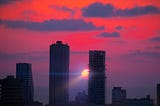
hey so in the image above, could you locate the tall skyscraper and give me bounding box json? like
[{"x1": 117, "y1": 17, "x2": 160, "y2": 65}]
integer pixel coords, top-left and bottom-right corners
[
  {"x1": 88, "y1": 50, "x2": 106, "y2": 105},
  {"x1": 112, "y1": 87, "x2": 126, "y2": 106},
  {"x1": 157, "y1": 84, "x2": 160, "y2": 106},
  {"x1": 16, "y1": 63, "x2": 34, "y2": 106},
  {"x1": 49, "y1": 41, "x2": 69, "y2": 106},
  {"x1": 0, "y1": 76, "x2": 24, "y2": 106}
]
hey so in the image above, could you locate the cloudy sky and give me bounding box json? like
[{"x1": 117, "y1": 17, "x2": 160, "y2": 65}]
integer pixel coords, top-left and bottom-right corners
[{"x1": 0, "y1": 0, "x2": 160, "y2": 104}]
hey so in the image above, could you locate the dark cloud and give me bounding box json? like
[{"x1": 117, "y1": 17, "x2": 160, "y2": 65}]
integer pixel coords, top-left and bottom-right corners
[
  {"x1": 0, "y1": 0, "x2": 22, "y2": 5},
  {"x1": 82, "y1": 3, "x2": 114, "y2": 17},
  {"x1": 96, "y1": 32, "x2": 120, "y2": 38},
  {"x1": 71, "y1": 51, "x2": 88, "y2": 55},
  {"x1": 123, "y1": 50, "x2": 160, "y2": 63},
  {"x1": 150, "y1": 36, "x2": 160, "y2": 42},
  {"x1": 0, "y1": 50, "x2": 91, "y2": 61},
  {"x1": 154, "y1": 46, "x2": 160, "y2": 49},
  {"x1": 157, "y1": 30, "x2": 160, "y2": 33},
  {"x1": 128, "y1": 50, "x2": 160, "y2": 58},
  {"x1": 48, "y1": 5, "x2": 76, "y2": 17},
  {"x1": 0, "y1": 19, "x2": 104, "y2": 31},
  {"x1": 0, "y1": 52, "x2": 15, "y2": 60},
  {"x1": 0, "y1": 51, "x2": 48, "y2": 61},
  {"x1": 49, "y1": 5, "x2": 75, "y2": 13},
  {"x1": 82, "y1": 2, "x2": 160, "y2": 17},
  {"x1": 115, "y1": 26, "x2": 123, "y2": 30},
  {"x1": 22, "y1": 10, "x2": 37, "y2": 16},
  {"x1": 147, "y1": 46, "x2": 160, "y2": 50}
]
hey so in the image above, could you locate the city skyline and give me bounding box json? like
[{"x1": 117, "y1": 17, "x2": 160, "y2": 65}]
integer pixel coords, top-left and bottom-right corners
[
  {"x1": 0, "y1": 47, "x2": 159, "y2": 106},
  {"x1": 0, "y1": 0, "x2": 160, "y2": 105},
  {"x1": 0, "y1": 45, "x2": 159, "y2": 105}
]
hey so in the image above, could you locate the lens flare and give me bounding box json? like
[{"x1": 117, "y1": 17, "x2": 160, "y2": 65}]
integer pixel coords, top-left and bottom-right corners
[{"x1": 81, "y1": 69, "x2": 89, "y2": 79}]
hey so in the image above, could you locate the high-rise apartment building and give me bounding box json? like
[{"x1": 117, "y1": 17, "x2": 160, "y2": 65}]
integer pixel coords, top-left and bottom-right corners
[
  {"x1": 88, "y1": 50, "x2": 106, "y2": 105},
  {"x1": 0, "y1": 76, "x2": 24, "y2": 106},
  {"x1": 16, "y1": 63, "x2": 34, "y2": 106},
  {"x1": 112, "y1": 87, "x2": 126, "y2": 106},
  {"x1": 49, "y1": 41, "x2": 69, "y2": 106}
]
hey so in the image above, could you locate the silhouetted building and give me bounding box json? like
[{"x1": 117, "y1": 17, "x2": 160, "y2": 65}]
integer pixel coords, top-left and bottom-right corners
[
  {"x1": 157, "y1": 84, "x2": 160, "y2": 106},
  {"x1": 0, "y1": 76, "x2": 24, "y2": 106},
  {"x1": 88, "y1": 50, "x2": 106, "y2": 105},
  {"x1": 112, "y1": 87, "x2": 126, "y2": 106},
  {"x1": 33, "y1": 101, "x2": 43, "y2": 106},
  {"x1": 49, "y1": 41, "x2": 69, "y2": 106},
  {"x1": 123, "y1": 95, "x2": 153, "y2": 106},
  {"x1": 75, "y1": 91, "x2": 88, "y2": 105},
  {"x1": 16, "y1": 63, "x2": 34, "y2": 106}
]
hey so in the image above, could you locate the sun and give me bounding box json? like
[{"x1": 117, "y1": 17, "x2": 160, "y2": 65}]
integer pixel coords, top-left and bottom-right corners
[{"x1": 81, "y1": 69, "x2": 89, "y2": 79}]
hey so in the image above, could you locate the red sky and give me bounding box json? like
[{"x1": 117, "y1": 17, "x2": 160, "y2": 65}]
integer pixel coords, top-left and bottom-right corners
[{"x1": 0, "y1": 0, "x2": 160, "y2": 104}]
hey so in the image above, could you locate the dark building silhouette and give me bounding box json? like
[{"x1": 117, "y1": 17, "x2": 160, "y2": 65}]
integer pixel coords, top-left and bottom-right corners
[
  {"x1": 16, "y1": 63, "x2": 34, "y2": 106},
  {"x1": 75, "y1": 91, "x2": 88, "y2": 105},
  {"x1": 0, "y1": 76, "x2": 24, "y2": 106},
  {"x1": 112, "y1": 87, "x2": 126, "y2": 106},
  {"x1": 33, "y1": 101, "x2": 43, "y2": 106},
  {"x1": 49, "y1": 41, "x2": 69, "y2": 106},
  {"x1": 88, "y1": 50, "x2": 106, "y2": 105},
  {"x1": 157, "y1": 84, "x2": 160, "y2": 106},
  {"x1": 123, "y1": 95, "x2": 153, "y2": 106}
]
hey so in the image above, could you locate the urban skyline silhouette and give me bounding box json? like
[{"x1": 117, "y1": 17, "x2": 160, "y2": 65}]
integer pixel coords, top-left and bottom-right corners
[{"x1": 0, "y1": 41, "x2": 159, "y2": 106}]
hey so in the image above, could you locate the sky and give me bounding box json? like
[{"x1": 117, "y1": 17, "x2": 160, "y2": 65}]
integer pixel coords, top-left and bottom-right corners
[{"x1": 0, "y1": 0, "x2": 160, "y2": 104}]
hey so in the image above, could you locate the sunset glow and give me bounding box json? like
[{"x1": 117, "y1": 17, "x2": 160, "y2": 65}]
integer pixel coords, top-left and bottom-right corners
[{"x1": 81, "y1": 69, "x2": 89, "y2": 79}]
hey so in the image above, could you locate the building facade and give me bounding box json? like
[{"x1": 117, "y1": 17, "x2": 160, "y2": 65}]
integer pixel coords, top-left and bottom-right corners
[
  {"x1": 0, "y1": 76, "x2": 24, "y2": 106},
  {"x1": 49, "y1": 41, "x2": 69, "y2": 106},
  {"x1": 88, "y1": 50, "x2": 106, "y2": 105},
  {"x1": 157, "y1": 84, "x2": 160, "y2": 106},
  {"x1": 16, "y1": 63, "x2": 34, "y2": 106},
  {"x1": 112, "y1": 87, "x2": 126, "y2": 106}
]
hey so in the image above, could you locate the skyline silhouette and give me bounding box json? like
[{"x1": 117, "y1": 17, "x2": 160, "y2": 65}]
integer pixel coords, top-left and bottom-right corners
[{"x1": 0, "y1": 41, "x2": 159, "y2": 106}]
